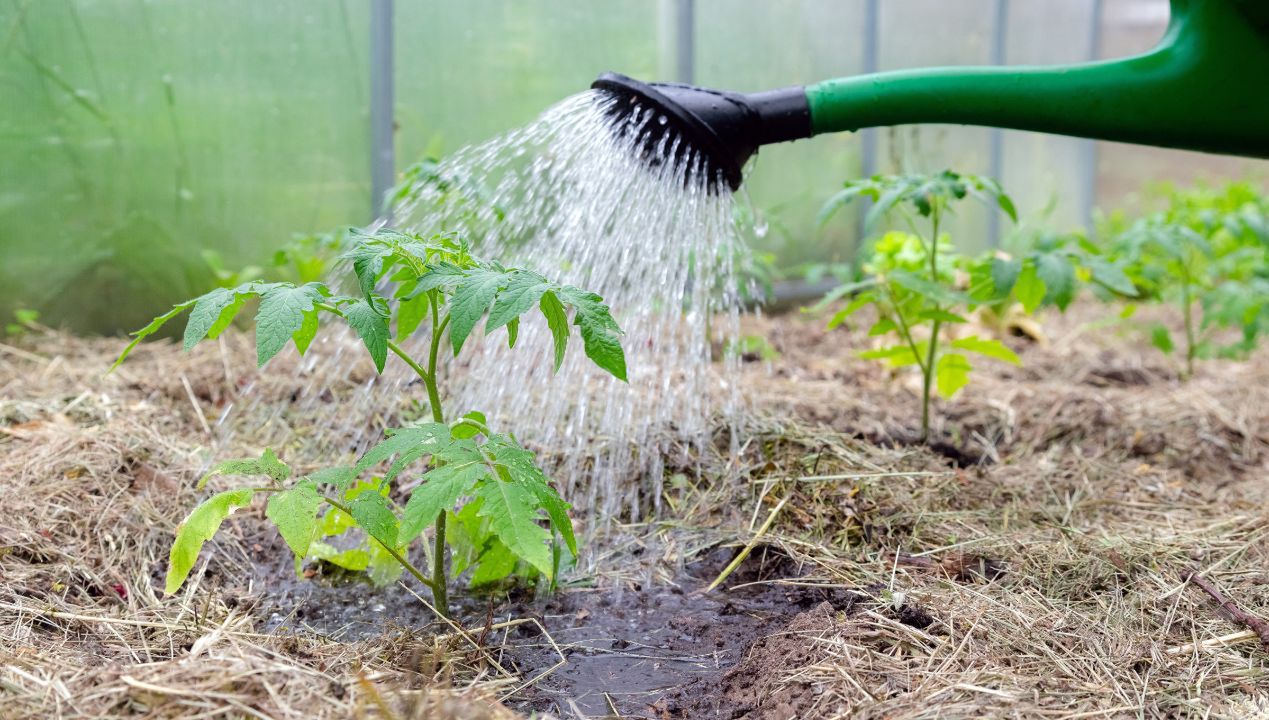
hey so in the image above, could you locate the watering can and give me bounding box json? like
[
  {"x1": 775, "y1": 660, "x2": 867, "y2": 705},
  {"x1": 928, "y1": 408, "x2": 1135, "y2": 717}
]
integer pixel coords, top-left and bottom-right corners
[{"x1": 594, "y1": 0, "x2": 1269, "y2": 191}]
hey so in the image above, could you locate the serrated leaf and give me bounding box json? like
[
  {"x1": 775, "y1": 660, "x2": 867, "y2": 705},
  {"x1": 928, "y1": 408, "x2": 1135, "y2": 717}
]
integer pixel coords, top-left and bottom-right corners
[
  {"x1": 184, "y1": 288, "x2": 238, "y2": 351},
  {"x1": 344, "y1": 297, "x2": 390, "y2": 372},
  {"x1": 487, "y1": 271, "x2": 551, "y2": 332},
  {"x1": 308, "y1": 465, "x2": 357, "y2": 494},
  {"x1": 539, "y1": 290, "x2": 569, "y2": 371},
  {"x1": 474, "y1": 479, "x2": 553, "y2": 578},
  {"x1": 198, "y1": 448, "x2": 291, "y2": 490},
  {"x1": 293, "y1": 310, "x2": 320, "y2": 356},
  {"x1": 266, "y1": 479, "x2": 322, "y2": 559},
  {"x1": 484, "y1": 435, "x2": 577, "y2": 558},
  {"x1": 450, "y1": 268, "x2": 506, "y2": 354},
  {"x1": 889, "y1": 270, "x2": 970, "y2": 305},
  {"x1": 949, "y1": 336, "x2": 1022, "y2": 365},
  {"x1": 400, "y1": 460, "x2": 489, "y2": 544},
  {"x1": 356, "y1": 424, "x2": 452, "y2": 481},
  {"x1": 111, "y1": 300, "x2": 195, "y2": 371},
  {"x1": 256, "y1": 283, "x2": 329, "y2": 366},
  {"x1": 166, "y1": 488, "x2": 255, "y2": 594},
  {"x1": 560, "y1": 287, "x2": 627, "y2": 381},
  {"x1": 349, "y1": 491, "x2": 398, "y2": 549},
  {"x1": 506, "y1": 316, "x2": 519, "y2": 348},
  {"x1": 935, "y1": 352, "x2": 973, "y2": 398}
]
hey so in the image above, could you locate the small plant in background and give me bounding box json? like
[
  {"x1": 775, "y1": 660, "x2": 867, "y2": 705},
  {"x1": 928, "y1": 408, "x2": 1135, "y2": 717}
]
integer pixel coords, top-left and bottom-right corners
[
  {"x1": 6, "y1": 309, "x2": 41, "y2": 337},
  {"x1": 1107, "y1": 182, "x2": 1269, "y2": 377},
  {"x1": 816, "y1": 171, "x2": 1020, "y2": 442},
  {"x1": 967, "y1": 229, "x2": 1138, "y2": 342},
  {"x1": 113, "y1": 228, "x2": 627, "y2": 617}
]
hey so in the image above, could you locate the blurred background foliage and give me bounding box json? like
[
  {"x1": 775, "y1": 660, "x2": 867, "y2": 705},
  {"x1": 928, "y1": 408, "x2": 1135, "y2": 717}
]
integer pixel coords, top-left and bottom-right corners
[{"x1": 1, "y1": 0, "x2": 1266, "y2": 333}]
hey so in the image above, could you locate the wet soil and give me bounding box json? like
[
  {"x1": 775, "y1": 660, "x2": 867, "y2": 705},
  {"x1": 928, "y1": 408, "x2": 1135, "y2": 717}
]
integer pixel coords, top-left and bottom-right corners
[{"x1": 249, "y1": 541, "x2": 872, "y2": 719}]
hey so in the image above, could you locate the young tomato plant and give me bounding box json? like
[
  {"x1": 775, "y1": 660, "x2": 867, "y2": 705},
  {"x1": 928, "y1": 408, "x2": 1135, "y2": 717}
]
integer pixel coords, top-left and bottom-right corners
[
  {"x1": 817, "y1": 171, "x2": 1019, "y2": 443},
  {"x1": 1108, "y1": 183, "x2": 1269, "y2": 377},
  {"x1": 114, "y1": 228, "x2": 626, "y2": 617}
]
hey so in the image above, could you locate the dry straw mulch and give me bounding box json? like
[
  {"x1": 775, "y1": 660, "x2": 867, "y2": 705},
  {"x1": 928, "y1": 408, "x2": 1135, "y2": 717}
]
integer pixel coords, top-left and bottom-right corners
[{"x1": 1, "y1": 301, "x2": 1267, "y2": 719}]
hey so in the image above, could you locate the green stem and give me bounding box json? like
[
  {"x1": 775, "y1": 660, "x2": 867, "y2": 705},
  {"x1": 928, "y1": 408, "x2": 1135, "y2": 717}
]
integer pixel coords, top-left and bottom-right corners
[
  {"x1": 425, "y1": 293, "x2": 450, "y2": 616},
  {"x1": 919, "y1": 210, "x2": 943, "y2": 444},
  {"x1": 321, "y1": 496, "x2": 439, "y2": 595},
  {"x1": 1180, "y1": 272, "x2": 1196, "y2": 380}
]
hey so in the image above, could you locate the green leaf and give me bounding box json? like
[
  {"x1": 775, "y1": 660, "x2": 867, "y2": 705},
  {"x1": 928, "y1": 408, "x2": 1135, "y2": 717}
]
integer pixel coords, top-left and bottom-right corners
[
  {"x1": 858, "y1": 345, "x2": 920, "y2": 367},
  {"x1": 918, "y1": 309, "x2": 969, "y2": 324},
  {"x1": 399, "y1": 460, "x2": 489, "y2": 544},
  {"x1": 349, "y1": 491, "x2": 399, "y2": 549},
  {"x1": 449, "y1": 268, "x2": 506, "y2": 355},
  {"x1": 343, "y1": 297, "x2": 390, "y2": 372},
  {"x1": 184, "y1": 288, "x2": 238, "y2": 351},
  {"x1": 255, "y1": 283, "x2": 328, "y2": 366},
  {"x1": 266, "y1": 479, "x2": 322, "y2": 559},
  {"x1": 1034, "y1": 253, "x2": 1076, "y2": 310},
  {"x1": 487, "y1": 271, "x2": 550, "y2": 332},
  {"x1": 560, "y1": 287, "x2": 627, "y2": 381},
  {"x1": 935, "y1": 352, "x2": 973, "y2": 398},
  {"x1": 1085, "y1": 256, "x2": 1138, "y2": 297},
  {"x1": 1014, "y1": 264, "x2": 1046, "y2": 314},
  {"x1": 470, "y1": 540, "x2": 519, "y2": 587},
  {"x1": 485, "y1": 435, "x2": 577, "y2": 558},
  {"x1": 308, "y1": 542, "x2": 370, "y2": 571},
  {"x1": 355, "y1": 424, "x2": 452, "y2": 481},
  {"x1": 166, "y1": 488, "x2": 255, "y2": 594},
  {"x1": 474, "y1": 479, "x2": 553, "y2": 578},
  {"x1": 889, "y1": 270, "x2": 970, "y2": 305},
  {"x1": 990, "y1": 257, "x2": 1022, "y2": 297},
  {"x1": 308, "y1": 465, "x2": 357, "y2": 495},
  {"x1": 539, "y1": 290, "x2": 569, "y2": 371},
  {"x1": 826, "y1": 296, "x2": 870, "y2": 331},
  {"x1": 949, "y1": 336, "x2": 1022, "y2": 365},
  {"x1": 452, "y1": 411, "x2": 487, "y2": 440},
  {"x1": 111, "y1": 300, "x2": 195, "y2": 371},
  {"x1": 506, "y1": 316, "x2": 520, "y2": 348},
  {"x1": 198, "y1": 448, "x2": 291, "y2": 490},
  {"x1": 396, "y1": 294, "x2": 429, "y2": 340},
  {"x1": 1150, "y1": 325, "x2": 1175, "y2": 354},
  {"x1": 292, "y1": 310, "x2": 320, "y2": 356}
]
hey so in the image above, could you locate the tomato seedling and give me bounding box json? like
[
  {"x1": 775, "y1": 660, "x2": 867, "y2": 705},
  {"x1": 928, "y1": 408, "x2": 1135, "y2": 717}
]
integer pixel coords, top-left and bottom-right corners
[{"x1": 114, "y1": 228, "x2": 626, "y2": 617}]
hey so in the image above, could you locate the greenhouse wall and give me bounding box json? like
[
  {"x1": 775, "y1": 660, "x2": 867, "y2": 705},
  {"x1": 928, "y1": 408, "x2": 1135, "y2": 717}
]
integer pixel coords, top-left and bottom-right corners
[{"x1": 1, "y1": 0, "x2": 1265, "y2": 333}]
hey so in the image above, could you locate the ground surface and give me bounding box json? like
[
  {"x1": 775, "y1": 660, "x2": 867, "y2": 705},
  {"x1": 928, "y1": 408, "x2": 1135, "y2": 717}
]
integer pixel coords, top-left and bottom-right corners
[{"x1": 2, "y1": 302, "x2": 1268, "y2": 719}]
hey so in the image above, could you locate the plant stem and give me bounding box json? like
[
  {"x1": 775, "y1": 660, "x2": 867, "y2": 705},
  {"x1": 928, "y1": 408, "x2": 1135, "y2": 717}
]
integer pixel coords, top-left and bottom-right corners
[
  {"x1": 321, "y1": 496, "x2": 439, "y2": 595},
  {"x1": 1181, "y1": 276, "x2": 1197, "y2": 380},
  {"x1": 919, "y1": 209, "x2": 943, "y2": 443},
  {"x1": 425, "y1": 294, "x2": 450, "y2": 616}
]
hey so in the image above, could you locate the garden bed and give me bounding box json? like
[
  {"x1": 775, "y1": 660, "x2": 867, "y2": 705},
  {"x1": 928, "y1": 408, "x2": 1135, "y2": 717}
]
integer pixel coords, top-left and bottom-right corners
[{"x1": 2, "y1": 302, "x2": 1267, "y2": 719}]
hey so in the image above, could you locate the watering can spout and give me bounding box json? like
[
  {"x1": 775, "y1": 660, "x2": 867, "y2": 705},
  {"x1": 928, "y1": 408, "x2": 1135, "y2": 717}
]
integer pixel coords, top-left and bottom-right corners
[{"x1": 593, "y1": 0, "x2": 1269, "y2": 191}]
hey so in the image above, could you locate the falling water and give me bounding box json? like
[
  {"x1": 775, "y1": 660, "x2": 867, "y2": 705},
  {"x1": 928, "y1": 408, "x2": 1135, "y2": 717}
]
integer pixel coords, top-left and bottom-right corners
[{"x1": 222, "y1": 90, "x2": 751, "y2": 538}]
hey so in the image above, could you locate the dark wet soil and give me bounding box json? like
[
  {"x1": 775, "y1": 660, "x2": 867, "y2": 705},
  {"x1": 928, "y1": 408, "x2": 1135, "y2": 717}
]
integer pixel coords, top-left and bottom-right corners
[{"x1": 248, "y1": 539, "x2": 870, "y2": 719}]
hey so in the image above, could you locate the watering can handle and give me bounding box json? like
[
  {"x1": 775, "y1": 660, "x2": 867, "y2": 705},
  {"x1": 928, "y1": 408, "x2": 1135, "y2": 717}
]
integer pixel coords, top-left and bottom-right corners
[{"x1": 804, "y1": 0, "x2": 1269, "y2": 159}]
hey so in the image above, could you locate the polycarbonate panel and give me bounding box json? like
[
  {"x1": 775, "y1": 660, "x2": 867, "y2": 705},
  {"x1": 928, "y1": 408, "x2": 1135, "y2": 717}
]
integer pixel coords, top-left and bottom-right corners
[
  {"x1": 0, "y1": 1, "x2": 371, "y2": 333},
  {"x1": 393, "y1": 1, "x2": 660, "y2": 168},
  {"x1": 696, "y1": 0, "x2": 867, "y2": 270},
  {"x1": 1000, "y1": 1, "x2": 1099, "y2": 237},
  {"x1": 875, "y1": 0, "x2": 996, "y2": 252}
]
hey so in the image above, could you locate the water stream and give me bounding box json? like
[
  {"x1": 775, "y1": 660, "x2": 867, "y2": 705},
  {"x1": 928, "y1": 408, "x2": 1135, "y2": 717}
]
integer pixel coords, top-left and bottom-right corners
[{"x1": 221, "y1": 90, "x2": 754, "y2": 544}]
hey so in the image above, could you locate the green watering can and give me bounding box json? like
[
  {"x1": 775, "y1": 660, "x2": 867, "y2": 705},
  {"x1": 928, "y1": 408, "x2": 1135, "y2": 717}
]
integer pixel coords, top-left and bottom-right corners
[{"x1": 594, "y1": 0, "x2": 1269, "y2": 191}]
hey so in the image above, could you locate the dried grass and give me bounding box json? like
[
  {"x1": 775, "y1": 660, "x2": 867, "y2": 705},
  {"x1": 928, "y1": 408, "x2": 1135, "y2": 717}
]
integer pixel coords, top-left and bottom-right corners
[{"x1": 2, "y1": 300, "x2": 1268, "y2": 719}]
